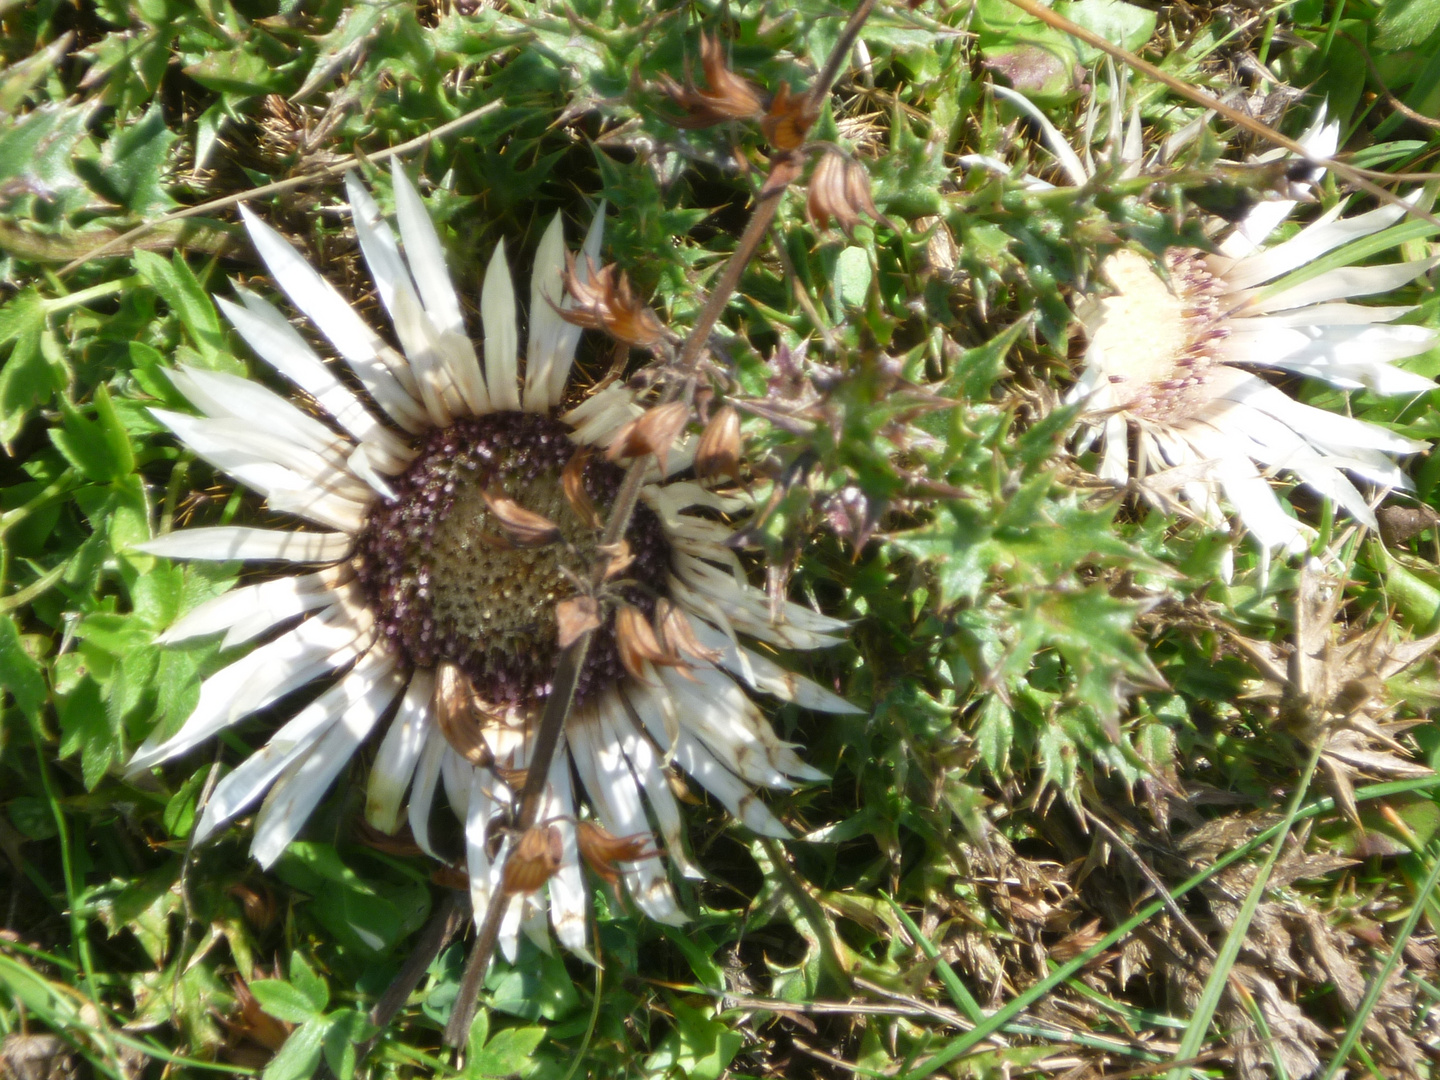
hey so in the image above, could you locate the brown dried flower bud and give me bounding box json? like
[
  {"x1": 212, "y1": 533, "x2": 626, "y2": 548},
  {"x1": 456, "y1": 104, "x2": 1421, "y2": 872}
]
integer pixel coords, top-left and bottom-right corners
[
  {"x1": 605, "y1": 400, "x2": 690, "y2": 474},
  {"x1": 760, "y1": 82, "x2": 819, "y2": 152},
  {"x1": 433, "y1": 662, "x2": 494, "y2": 768},
  {"x1": 657, "y1": 33, "x2": 765, "y2": 128},
  {"x1": 655, "y1": 598, "x2": 723, "y2": 664},
  {"x1": 615, "y1": 603, "x2": 679, "y2": 681},
  {"x1": 482, "y1": 491, "x2": 563, "y2": 547},
  {"x1": 561, "y1": 449, "x2": 603, "y2": 530},
  {"x1": 556, "y1": 595, "x2": 602, "y2": 649},
  {"x1": 502, "y1": 825, "x2": 564, "y2": 895},
  {"x1": 694, "y1": 404, "x2": 742, "y2": 480},
  {"x1": 806, "y1": 148, "x2": 883, "y2": 236},
  {"x1": 562, "y1": 255, "x2": 667, "y2": 350},
  {"x1": 575, "y1": 820, "x2": 658, "y2": 884}
]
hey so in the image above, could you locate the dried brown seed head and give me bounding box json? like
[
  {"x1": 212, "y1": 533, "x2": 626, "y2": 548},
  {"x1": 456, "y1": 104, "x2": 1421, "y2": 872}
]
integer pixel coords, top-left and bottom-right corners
[
  {"x1": 605, "y1": 400, "x2": 690, "y2": 474},
  {"x1": 482, "y1": 491, "x2": 563, "y2": 548},
  {"x1": 615, "y1": 603, "x2": 679, "y2": 681},
  {"x1": 657, "y1": 32, "x2": 765, "y2": 128},
  {"x1": 576, "y1": 820, "x2": 658, "y2": 884},
  {"x1": 433, "y1": 662, "x2": 494, "y2": 767},
  {"x1": 695, "y1": 404, "x2": 742, "y2": 481},
  {"x1": 556, "y1": 595, "x2": 603, "y2": 649},
  {"x1": 562, "y1": 255, "x2": 668, "y2": 350},
  {"x1": 761, "y1": 82, "x2": 819, "y2": 152},
  {"x1": 502, "y1": 824, "x2": 565, "y2": 895}
]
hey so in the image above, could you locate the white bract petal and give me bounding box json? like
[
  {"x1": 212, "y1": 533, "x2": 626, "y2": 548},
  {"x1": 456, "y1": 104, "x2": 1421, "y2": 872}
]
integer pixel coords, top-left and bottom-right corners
[{"x1": 137, "y1": 173, "x2": 856, "y2": 962}]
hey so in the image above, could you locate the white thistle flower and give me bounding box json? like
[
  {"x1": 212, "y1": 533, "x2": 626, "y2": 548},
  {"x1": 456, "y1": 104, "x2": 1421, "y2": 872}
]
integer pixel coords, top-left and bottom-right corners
[
  {"x1": 129, "y1": 162, "x2": 859, "y2": 961},
  {"x1": 1064, "y1": 109, "x2": 1437, "y2": 569}
]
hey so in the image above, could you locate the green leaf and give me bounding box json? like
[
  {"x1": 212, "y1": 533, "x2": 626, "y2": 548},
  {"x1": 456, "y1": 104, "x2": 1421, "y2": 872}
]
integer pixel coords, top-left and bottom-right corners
[
  {"x1": 250, "y1": 979, "x2": 325, "y2": 1025},
  {"x1": 321, "y1": 1009, "x2": 375, "y2": 1080},
  {"x1": 271, "y1": 842, "x2": 424, "y2": 956},
  {"x1": 485, "y1": 941, "x2": 581, "y2": 1021},
  {"x1": 833, "y1": 246, "x2": 873, "y2": 311},
  {"x1": 643, "y1": 999, "x2": 742, "y2": 1080},
  {"x1": 658, "y1": 925, "x2": 726, "y2": 990},
  {"x1": 943, "y1": 317, "x2": 1025, "y2": 402},
  {"x1": 50, "y1": 389, "x2": 134, "y2": 484},
  {"x1": 74, "y1": 102, "x2": 177, "y2": 215},
  {"x1": 183, "y1": 46, "x2": 293, "y2": 96},
  {"x1": 0, "y1": 616, "x2": 47, "y2": 723},
  {"x1": 1375, "y1": 0, "x2": 1440, "y2": 50},
  {"x1": 57, "y1": 677, "x2": 116, "y2": 790},
  {"x1": 0, "y1": 290, "x2": 58, "y2": 451},
  {"x1": 263, "y1": 1018, "x2": 328, "y2": 1080},
  {"x1": 0, "y1": 100, "x2": 94, "y2": 197},
  {"x1": 162, "y1": 766, "x2": 208, "y2": 839},
  {"x1": 289, "y1": 950, "x2": 329, "y2": 1014},
  {"x1": 469, "y1": 1024, "x2": 548, "y2": 1078},
  {"x1": 132, "y1": 249, "x2": 229, "y2": 364},
  {"x1": 1053, "y1": 0, "x2": 1156, "y2": 56}
]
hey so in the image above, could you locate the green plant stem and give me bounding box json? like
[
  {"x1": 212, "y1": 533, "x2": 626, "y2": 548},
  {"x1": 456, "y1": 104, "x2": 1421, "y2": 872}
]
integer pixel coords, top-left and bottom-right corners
[
  {"x1": 40, "y1": 276, "x2": 140, "y2": 315},
  {"x1": 23, "y1": 710, "x2": 125, "y2": 1078},
  {"x1": 0, "y1": 471, "x2": 77, "y2": 538}
]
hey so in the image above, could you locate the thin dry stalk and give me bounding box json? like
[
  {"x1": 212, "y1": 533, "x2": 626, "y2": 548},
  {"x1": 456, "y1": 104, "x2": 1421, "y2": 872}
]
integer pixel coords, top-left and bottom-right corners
[{"x1": 440, "y1": 0, "x2": 880, "y2": 1052}]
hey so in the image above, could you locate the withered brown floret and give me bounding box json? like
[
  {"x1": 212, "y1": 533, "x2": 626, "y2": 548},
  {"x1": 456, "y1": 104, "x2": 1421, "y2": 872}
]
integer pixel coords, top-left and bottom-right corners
[
  {"x1": 806, "y1": 147, "x2": 883, "y2": 235},
  {"x1": 760, "y1": 82, "x2": 819, "y2": 152},
  {"x1": 605, "y1": 400, "x2": 690, "y2": 475},
  {"x1": 576, "y1": 820, "x2": 658, "y2": 884},
  {"x1": 502, "y1": 825, "x2": 565, "y2": 895},
  {"x1": 695, "y1": 404, "x2": 742, "y2": 480},
  {"x1": 561, "y1": 254, "x2": 668, "y2": 350},
  {"x1": 657, "y1": 32, "x2": 765, "y2": 128}
]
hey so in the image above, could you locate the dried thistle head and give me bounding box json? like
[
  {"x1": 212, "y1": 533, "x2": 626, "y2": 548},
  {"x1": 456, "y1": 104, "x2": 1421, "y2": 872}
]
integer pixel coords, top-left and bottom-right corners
[
  {"x1": 502, "y1": 824, "x2": 565, "y2": 895},
  {"x1": 657, "y1": 32, "x2": 765, "y2": 128},
  {"x1": 561, "y1": 255, "x2": 668, "y2": 350},
  {"x1": 806, "y1": 147, "x2": 884, "y2": 236},
  {"x1": 1229, "y1": 563, "x2": 1440, "y2": 827}
]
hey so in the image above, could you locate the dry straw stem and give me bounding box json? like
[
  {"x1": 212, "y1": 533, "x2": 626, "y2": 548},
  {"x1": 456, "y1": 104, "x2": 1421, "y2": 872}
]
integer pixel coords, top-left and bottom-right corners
[
  {"x1": 58, "y1": 100, "x2": 504, "y2": 276},
  {"x1": 1003, "y1": 0, "x2": 1440, "y2": 226},
  {"x1": 441, "y1": 0, "x2": 879, "y2": 1052}
]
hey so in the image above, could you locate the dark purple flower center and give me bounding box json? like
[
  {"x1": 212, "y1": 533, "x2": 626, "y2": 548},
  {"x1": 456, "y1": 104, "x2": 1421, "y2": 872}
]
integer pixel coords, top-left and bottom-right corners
[{"x1": 354, "y1": 412, "x2": 670, "y2": 705}]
